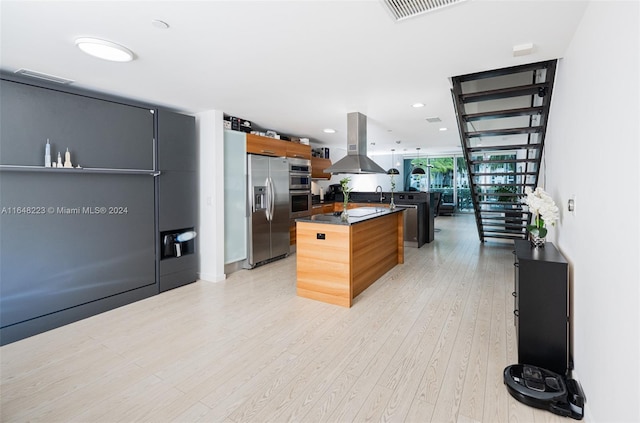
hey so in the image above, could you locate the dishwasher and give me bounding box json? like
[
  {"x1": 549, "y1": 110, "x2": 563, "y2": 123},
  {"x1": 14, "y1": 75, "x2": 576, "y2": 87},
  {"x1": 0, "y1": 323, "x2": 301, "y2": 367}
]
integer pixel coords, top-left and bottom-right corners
[{"x1": 398, "y1": 205, "x2": 419, "y2": 247}]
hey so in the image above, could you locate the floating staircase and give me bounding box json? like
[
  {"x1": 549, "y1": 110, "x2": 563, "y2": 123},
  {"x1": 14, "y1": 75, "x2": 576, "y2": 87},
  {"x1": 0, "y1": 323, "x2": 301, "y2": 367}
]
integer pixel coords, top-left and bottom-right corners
[{"x1": 451, "y1": 60, "x2": 557, "y2": 242}]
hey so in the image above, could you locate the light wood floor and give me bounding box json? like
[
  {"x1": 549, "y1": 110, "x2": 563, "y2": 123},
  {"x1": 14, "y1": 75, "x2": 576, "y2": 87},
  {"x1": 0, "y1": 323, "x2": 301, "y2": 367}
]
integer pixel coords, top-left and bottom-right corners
[{"x1": 0, "y1": 214, "x2": 566, "y2": 422}]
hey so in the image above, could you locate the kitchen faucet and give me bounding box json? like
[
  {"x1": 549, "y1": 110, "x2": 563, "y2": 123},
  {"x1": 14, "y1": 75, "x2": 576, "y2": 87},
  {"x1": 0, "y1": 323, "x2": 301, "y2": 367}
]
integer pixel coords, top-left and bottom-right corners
[{"x1": 375, "y1": 185, "x2": 384, "y2": 202}]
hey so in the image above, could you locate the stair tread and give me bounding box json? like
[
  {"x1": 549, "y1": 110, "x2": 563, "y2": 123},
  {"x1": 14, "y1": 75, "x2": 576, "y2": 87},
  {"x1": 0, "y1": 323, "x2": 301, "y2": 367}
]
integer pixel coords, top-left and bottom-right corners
[
  {"x1": 483, "y1": 227, "x2": 528, "y2": 233},
  {"x1": 482, "y1": 233, "x2": 527, "y2": 240},
  {"x1": 463, "y1": 106, "x2": 545, "y2": 121},
  {"x1": 484, "y1": 228, "x2": 528, "y2": 232},
  {"x1": 461, "y1": 83, "x2": 548, "y2": 103},
  {"x1": 453, "y1": 60, "x2": 556, "y2": 83},
  {"x1": 471, "y1": 172, "x2": 537, "y2": 176},
  {"x1": 467, "y1": 143, "x2": 542, "y2": 151},
  {"x1": 474, "y1": 183, "x2": 535, "y2": 186},
  {"x1": 482, "y1": 225, "x2": 527, "y2": 230},
  {"x1": 480, "y1": 217, "x2": 530, "y2": 221},
  {"x1": 482, "y1": 225, "x2": 527, "y2": 233},
  {"x1": 478, "y1": 201, "x2": 525, "y2": 205},
  {"x1": 483, "y1": 223, "x2": 528, "y2": 228},
  {"x1": 466, "y1": 126, "x2": 543, "y2": 137},
  {"x1": 470, "y1": 158, "x2": 538, "y2": 164}
]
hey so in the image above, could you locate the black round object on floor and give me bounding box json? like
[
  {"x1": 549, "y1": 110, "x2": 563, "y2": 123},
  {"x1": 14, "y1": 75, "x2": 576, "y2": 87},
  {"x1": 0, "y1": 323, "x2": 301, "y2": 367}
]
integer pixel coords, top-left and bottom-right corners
[{"x1": 503, "y1": 364, "x2": 585, "y2": 420}]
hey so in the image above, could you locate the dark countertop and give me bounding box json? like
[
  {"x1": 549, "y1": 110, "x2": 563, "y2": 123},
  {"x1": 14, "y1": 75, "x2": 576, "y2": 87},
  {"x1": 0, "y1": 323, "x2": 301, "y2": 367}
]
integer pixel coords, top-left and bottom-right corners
[
  {"x1": 296, "y1": 206, "x2": 404, "y2": 226},
  {"x1": 334, "y1": 191, "x2": 432, "y2": 205}
]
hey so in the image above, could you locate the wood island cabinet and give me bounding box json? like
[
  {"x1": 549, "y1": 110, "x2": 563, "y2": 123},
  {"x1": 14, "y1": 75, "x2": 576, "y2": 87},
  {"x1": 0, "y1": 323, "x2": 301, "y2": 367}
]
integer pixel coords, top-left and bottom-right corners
[
  {"x1": 513, "y1": 239, "x2": 569, "y2": 376},
  {"x1": 296, "y1": 208, "x2": 404, "y2": 307}
]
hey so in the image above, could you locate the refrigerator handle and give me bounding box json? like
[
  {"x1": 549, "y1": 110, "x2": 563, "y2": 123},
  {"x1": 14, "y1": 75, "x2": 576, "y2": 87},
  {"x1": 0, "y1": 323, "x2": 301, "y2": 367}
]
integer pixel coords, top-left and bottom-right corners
[
  {"x1": 268, "y1": 177, "x2": 275, "y2": 222},
  {"x1": 265, "y1": 177, "x2": 272, "y2": 221}
]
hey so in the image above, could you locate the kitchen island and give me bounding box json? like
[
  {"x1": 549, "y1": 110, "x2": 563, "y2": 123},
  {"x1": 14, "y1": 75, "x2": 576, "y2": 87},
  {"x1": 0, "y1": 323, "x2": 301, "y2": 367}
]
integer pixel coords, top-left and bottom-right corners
[{"x1": 295, "y1": 207, "x2": 404, "y2": 307}]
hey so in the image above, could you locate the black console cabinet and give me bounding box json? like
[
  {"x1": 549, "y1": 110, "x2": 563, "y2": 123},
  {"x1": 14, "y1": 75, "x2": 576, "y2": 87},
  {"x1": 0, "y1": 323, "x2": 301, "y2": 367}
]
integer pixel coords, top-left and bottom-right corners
[{"x1": 514, "y1": 239, "x2": 569, "y2": 376}]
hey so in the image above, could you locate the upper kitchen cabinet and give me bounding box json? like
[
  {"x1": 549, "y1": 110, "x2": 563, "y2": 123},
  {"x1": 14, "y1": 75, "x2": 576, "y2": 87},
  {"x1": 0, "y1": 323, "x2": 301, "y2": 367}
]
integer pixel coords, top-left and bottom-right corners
[
  {"x1": 286, "y1": 142, "x2": 311, "y2": 160},
  {"x1": 245, "y1": 133, "x2": 310, "y2": 159},
  {"x1": 246, "y1": 133, "x2": 286, "y2": 157},
  {"x1": 311, "y1": 157, "x2": 332, "y2": 179}
]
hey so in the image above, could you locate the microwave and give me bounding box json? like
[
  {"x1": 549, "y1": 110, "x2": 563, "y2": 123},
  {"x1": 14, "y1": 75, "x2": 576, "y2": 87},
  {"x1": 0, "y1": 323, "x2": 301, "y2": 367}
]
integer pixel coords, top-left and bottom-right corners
[
  {"x1": 289, "y1": 157, "x2": 311, "y2": 190},
  {"x1": 290, "y1": 173, "x2": 311, "y2": 190},
  {"x1": 289, "y1": 157, "x2": 311, "y2": 173},
  {"x1": 290, "y1": 190, "x2": 312, "y2": 218}
]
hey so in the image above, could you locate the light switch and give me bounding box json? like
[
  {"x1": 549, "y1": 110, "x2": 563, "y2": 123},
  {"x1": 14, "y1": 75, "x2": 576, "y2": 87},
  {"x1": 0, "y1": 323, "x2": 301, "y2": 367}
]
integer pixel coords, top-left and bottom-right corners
[{"x1": 568, "y1": 195, "x2": 576, "y2": 215}]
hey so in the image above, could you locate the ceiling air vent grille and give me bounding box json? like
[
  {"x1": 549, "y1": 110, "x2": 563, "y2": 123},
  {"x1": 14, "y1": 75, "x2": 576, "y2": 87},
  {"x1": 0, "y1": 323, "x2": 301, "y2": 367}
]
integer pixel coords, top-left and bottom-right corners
[
  {"x1": 381, "y1": 0, "x2": 467, "y2": 21},
  {"x1": 14, "y1": 68, "x2": 74, "y2": 85}
]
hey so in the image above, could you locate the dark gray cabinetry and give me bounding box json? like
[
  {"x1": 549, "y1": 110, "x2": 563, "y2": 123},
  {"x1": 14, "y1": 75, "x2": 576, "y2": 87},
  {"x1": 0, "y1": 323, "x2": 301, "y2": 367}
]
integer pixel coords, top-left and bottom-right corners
[
  {"x1": 0, "y1": 79, "x2": 154, "y2": 169},
  {"x1": 157, "y1": 110, "x2": 198, "y2": 292},
  {"x1": 513, "y1": 239, "x2": 569, "y2": 375},
  {"x1": 0, "y1": 77, "x2": 157, "y2": 345}
]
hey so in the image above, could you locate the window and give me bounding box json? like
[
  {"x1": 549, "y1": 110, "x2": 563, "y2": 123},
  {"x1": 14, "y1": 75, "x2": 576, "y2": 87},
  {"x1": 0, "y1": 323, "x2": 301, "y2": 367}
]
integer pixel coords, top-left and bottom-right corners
[{"x1": 403, "y1": 154, "x2": 472, "y2": 213}]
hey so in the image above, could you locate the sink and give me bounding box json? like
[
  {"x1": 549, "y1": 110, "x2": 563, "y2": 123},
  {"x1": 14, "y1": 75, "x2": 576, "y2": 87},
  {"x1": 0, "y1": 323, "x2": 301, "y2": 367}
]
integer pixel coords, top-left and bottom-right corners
[{"x1": 346, "y1": 207, "x2": 386, "y2": 217}]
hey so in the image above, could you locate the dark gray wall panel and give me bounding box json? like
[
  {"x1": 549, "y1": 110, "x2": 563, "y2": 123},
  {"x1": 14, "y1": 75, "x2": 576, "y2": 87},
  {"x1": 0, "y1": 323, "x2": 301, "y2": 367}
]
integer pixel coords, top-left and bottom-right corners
[
  {"x1": 0, "y1": 80, "x2": 154, "y2": 169},
  {"x1": 157, "y1": 109, "x2": 198, "y2": 291},
  {"x1": 0, "y1": 284, "x2": 157, "y2": 346},
  {"x1": 159, "y1": 268, "x2": 198, "y2": 293},
  {"x1": 0, "y1": 172, "x2": 155, "y2": 327},
  {"x1": 158, "y1": 170, "x2": 198, "y2": 232},
  {"x1": 157, "y1": 110, "x2": 196, "y2": 171}
]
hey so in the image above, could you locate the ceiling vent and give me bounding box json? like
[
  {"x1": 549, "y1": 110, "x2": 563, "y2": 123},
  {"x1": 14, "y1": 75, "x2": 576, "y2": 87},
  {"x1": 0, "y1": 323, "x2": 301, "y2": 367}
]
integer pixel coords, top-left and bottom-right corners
[
  {"x1": 381, "y1": 0, "x2": 467, "y2": 21},
  {"x1": 14, "y1": 69, "x2": 74, "y2": 85}
]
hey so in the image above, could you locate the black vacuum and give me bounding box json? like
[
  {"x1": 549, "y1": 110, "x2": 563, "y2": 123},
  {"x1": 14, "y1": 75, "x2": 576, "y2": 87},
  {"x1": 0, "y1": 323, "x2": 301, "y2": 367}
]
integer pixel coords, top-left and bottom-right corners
[{"x1": 504, "y1": 364, "x2": 585, "y2": 419}]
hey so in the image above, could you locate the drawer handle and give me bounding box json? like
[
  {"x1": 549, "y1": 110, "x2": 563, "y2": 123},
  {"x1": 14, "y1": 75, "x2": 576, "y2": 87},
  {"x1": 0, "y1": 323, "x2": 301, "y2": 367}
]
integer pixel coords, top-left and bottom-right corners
[
  {"x1": 514, "y1": 310, "x2": 519, "y2": 317},
  {"x1": 513, "y1": 263, "x2": 519, "y2": 268},
  {"x1": 512, "y1": 292, "x2": 517, "y2": 297},
  {"x1": 261, "y1": 149, "x2": 276, "y2": 154}
]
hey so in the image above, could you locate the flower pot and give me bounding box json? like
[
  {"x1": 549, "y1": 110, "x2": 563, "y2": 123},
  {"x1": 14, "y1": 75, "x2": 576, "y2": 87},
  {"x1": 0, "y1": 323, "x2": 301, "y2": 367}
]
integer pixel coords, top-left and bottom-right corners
[
  {"x1": 530, "y1": 233, "x2": 546, "y2": 248},
  {"x1": 341, "y1": 204, "x2": 349, "y2": 221}
]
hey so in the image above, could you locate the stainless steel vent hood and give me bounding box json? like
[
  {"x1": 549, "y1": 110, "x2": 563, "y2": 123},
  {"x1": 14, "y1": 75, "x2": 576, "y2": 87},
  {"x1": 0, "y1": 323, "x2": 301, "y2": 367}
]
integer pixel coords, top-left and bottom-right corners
[{"x1": 324, "y1": 112, "x2": 386, "y2": 174}]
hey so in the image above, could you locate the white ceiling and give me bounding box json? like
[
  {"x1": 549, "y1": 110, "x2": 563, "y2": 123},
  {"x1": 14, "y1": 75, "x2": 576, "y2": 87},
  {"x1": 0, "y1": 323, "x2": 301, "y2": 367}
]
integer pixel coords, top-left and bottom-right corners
[{"x1": 0, "y1": 0, "x2": 589, "y2": 156}]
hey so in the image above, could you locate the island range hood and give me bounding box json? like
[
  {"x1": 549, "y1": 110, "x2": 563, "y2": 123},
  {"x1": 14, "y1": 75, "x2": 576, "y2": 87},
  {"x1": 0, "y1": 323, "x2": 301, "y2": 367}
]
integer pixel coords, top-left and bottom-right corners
[{"x1": 324, "y1": 112, "x2": 386, "y2": 174}]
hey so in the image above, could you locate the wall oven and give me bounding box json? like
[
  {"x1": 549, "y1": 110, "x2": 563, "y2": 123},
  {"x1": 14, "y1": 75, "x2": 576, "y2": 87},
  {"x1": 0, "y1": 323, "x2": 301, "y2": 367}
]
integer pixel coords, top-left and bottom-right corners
[
  {"x1": 288, "y1": 157, "x2": 312, "y2": 218},
  {"x1": 290, "y1": 190, "x2": 312, "y2": 218}
]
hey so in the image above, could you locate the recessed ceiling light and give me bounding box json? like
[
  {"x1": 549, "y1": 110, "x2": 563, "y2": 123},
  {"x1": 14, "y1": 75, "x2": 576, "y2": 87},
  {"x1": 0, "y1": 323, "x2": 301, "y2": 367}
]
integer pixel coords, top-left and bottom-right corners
[
  {"x1": 75, "y1": 37, "x2": 135, "y2": 62},
  {"x1": 439, "y1": 127, "x2": 448, "y2": 131},
  {"x1": 323, "y1": 128, "x2": 336, "y2": 134},
  {"x1": 412, "y1": 103, "x2": 425, "y2": 108},
  {"x1": 426, "y1": 116, "x2": 442, "y2": 123}
]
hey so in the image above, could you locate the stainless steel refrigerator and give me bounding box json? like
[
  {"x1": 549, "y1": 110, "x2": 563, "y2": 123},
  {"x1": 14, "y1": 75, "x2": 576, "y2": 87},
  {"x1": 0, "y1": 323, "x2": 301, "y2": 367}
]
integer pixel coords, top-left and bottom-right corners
[{"x1": 246, "y1": 154, "x2": 290, "y2": 268}]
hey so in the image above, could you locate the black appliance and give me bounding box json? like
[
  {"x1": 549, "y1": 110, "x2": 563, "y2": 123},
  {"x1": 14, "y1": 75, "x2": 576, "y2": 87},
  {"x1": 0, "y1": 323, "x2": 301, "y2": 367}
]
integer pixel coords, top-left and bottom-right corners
[
  {"x1": 325, "y1": 184, "x2": 342, "y2": 201},
  {"x1": 504, "y1": 364, "x2": 585, "y2": 420}
]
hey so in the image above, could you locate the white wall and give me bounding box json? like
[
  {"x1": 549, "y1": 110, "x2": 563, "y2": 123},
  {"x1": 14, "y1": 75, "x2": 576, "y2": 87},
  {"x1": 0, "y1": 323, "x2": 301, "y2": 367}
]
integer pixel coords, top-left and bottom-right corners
[
  {"x1": 544, "y1": 2, "x2": 639, "y2": 421},
  {"x1": 197, "y1": 110, "x2": 226, "y2": 282},
  {"x1": 312, "y1": 150, "x2": 406, "y2": 194}
]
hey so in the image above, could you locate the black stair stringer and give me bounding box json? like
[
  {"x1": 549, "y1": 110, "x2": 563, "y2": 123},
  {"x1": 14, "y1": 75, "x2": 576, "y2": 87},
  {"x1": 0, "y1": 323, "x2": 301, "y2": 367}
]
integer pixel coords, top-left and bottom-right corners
[{"x1": 451, "y1": 60, "x2": 558, "y2": 242}]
